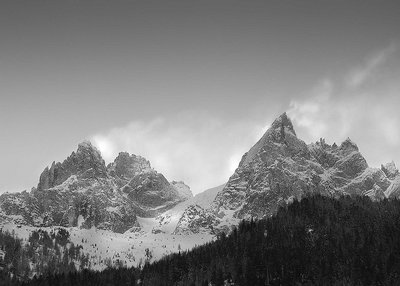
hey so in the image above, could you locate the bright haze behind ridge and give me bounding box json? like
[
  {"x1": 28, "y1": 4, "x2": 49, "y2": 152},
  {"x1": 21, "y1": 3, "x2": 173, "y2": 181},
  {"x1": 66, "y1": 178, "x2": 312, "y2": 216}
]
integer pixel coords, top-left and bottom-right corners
[{"x1": 1, "y1": 0, "x2": 399, "y2": 194}]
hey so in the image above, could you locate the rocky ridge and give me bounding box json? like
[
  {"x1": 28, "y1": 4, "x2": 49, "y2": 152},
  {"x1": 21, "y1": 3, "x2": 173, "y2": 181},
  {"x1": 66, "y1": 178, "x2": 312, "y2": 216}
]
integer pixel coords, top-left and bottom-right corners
[
  {"x1": 0, "y1": 142, "x2": 192, "y2": 233},
  {"x1": 174, "y1": 113, "x2": 400, "y2": 234}
]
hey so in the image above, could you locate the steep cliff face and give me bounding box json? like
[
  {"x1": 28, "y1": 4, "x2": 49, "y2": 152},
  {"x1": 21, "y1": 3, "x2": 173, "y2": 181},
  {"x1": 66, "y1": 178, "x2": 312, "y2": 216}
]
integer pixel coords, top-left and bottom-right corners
[
  {"x1": 121, "y1": 171, "x2": 185, "y2": 217},
  {"x1": 385, "y1": 176, "x2": 400, "y2": 198},
  {"x1": 173, "y1": 204, "x2": 219, "y2": 235},
  {"x1": 170, "y1": 181, "x2": 193, "y2": 200},
  {"x1": 107, "y1": 152, "x2": 152, "y2": 181},
  {"x1": 381, "y1": 161, "x2": 400, "y2": 180},
  {"x1": 0, "y1": 142, "x2": 189, "y2": 233},
  {"x1": 213, "y1": 113, "x2": 316, "y2": 220},
  {"x1": 176, "y1": 113, "x2": 400, "y2": 234}
]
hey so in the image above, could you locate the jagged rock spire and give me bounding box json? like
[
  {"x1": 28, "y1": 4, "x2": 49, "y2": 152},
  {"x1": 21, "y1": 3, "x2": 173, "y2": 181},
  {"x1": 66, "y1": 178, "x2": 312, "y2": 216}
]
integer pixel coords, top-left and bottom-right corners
[
  {"x1": 340, "y1": 137, "x2": 359, "y2": 152},
  {"x1": 38, "y1": 141, "x2": 107, "y2": 190},
  {"x1": 270, "y1": 112, "x2": 296, "y2": 137},
  {"x1": 240, "y1": 112, "x2": 302, "y2": 166}
]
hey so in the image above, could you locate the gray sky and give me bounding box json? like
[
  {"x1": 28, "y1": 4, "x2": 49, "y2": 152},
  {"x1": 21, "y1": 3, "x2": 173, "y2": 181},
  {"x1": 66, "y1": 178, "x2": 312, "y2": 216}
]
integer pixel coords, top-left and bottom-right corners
[{"x1": 1, "y1": 0, "x2": 399, "y2": 194}]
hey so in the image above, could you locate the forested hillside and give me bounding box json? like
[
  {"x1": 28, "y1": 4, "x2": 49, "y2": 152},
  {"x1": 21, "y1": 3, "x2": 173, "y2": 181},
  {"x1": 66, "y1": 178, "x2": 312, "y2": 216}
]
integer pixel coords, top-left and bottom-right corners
[
  {"x1": 4, "y1": 194, "x2": 400, "y2": 285},
  {"x1": 138, "y1": 195, "x2": 400, "y2": 285},
  {"x1": 0, "y1": 228, "x2": 88, "y2": 284}
]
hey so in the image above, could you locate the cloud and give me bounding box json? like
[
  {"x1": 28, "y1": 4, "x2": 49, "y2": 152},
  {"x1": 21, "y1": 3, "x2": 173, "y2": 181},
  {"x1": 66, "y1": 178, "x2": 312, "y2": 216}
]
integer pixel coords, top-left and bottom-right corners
[
  {"x1": 346, "y1": 43, "x2": 396, "y2": 88},
  {"x1": 91, "y1": 111, "x2": 269, "y2": 194},
  {"x1": 288, "y1": 79, "x2": 334, "y2": 139},
  {"x1": 288, "y1": 44, "x2": 400, "y2": 168}
]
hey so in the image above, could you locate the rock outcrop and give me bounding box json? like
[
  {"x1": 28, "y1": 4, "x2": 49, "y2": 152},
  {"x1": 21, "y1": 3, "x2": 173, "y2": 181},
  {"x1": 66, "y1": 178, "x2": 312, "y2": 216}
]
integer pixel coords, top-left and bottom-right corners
[
  {"x1": 108, "y1": 152, "x2": 151, "y2": 181},
  {"x1": 170, "y1": 181, "x2": 193, "y2": 200}
]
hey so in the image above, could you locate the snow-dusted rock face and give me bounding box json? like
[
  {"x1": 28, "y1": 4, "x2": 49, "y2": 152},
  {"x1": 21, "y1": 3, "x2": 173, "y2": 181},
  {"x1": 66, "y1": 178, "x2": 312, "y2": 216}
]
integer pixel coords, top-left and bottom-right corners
[
  {"x1": 385, "y1": 177, "x2": 400, "y2": 198},
  {"x1": 173, "y1": 204, "x2": 219, "y2": 235},
  {"x1": 122, "y1": 171, "x2": 185, "y2": 217},
  {"x1": 381, "y1": 161, "x2": 400, "y2": 180},
  {"x1": 212, "y1": 112, "x2": 327, "y2": 222},
  {"x1": 170, "y1": 181, "x2": 193, "y2": 200},
  {"x1": 151, "y1": 184, "x2": 223, "y2": 235},
  {"x1": 0, "y1": 142, "x2": 189, "y2": 233},
  {"x1": 180, "y1": 113, "x2": 400, "y2": 234},
  {"x1": 108, "y1": 152, "x2": 152, "y2": 181},
  {"x1": 37, "y1": 141, "x2": 108, "y2": 191}
]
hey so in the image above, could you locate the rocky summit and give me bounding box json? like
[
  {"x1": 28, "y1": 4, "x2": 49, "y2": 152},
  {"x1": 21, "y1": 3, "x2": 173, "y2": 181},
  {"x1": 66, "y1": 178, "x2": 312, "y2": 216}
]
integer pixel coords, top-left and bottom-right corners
[
  {"x1": 0, "y1": 142, "x2": 192, "y2": 233},
  {"x1": 175, "y1": 113, "x2": 400, "y2": 234},
  {"x1": 37, "y1": 141, "x2": 108, "y2": 191}
]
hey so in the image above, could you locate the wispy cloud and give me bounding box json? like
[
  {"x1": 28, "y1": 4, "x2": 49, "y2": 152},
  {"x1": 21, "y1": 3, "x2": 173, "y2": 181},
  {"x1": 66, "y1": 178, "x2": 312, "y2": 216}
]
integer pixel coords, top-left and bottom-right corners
[
  {"x1": 288, "y1": 44, "x2": 400, "y2": 167},
  {"x1": 91, "y1": 111, "x2": 269, "y2": 194},
  {"x1": 346, "y1": 43, "x2": 396, "y2": 88},
  {"x1": 288, "y1": 79, "x2": 334, "y2": 139}
]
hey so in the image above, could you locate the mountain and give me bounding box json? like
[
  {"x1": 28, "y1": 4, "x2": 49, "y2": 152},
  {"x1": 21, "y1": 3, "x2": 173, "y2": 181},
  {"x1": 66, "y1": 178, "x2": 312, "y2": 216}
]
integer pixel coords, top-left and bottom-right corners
[
  {"x1": 4, "y1": 113, "x2": 395, "y2": 236},
  {"x1": 0, "y1": 141, "x2": 192, "y2": 233},
  {"x1": 1, "y1": 112, "x2": 400, "y2": 274},
  {"x1": 178, "y1": 113, "x2": 400, "y2": 234}
]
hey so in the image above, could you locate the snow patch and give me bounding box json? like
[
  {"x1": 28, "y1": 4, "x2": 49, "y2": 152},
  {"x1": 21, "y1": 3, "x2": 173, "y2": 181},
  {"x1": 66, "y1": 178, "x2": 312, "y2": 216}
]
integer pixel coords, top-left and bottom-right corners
[{"x1": 77, "y1": 215, "x2": 85, "y2": 228}]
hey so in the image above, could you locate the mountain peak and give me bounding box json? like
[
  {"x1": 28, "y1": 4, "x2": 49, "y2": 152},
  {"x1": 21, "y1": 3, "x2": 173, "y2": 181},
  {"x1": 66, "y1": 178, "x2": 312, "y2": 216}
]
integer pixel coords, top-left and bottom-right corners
[
  {"x1": 381, "y1": 161, "x2": 399, "y2": 180},
  {"x1": 239, "y1": 112, "x2": 302, "y2": 166},
  {"x1": 75, "y1": 140, "x2": 105, "y2": 168},
  {"x1": 37, "y1": 141, "x2": 107, "y2": 190},
  {"x1": 77, "y1": 140, "x2": 100, "y2": 154},
  {"x1": 270, "y1": 112, "x2": 296, "y2": 137},
  {"x1": 108, "y1": 152, "x2": 152, "y2": 179},
  {"x1": 340, "y1": 137, "x2": 359, "y2": 152}
]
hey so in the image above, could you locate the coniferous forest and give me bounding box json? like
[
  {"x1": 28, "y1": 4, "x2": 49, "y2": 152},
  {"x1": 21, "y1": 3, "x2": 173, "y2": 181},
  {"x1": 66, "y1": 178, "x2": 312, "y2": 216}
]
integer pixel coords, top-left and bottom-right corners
[{"x1": 2, "y1": 194, "x2": 400, "y2": 285}]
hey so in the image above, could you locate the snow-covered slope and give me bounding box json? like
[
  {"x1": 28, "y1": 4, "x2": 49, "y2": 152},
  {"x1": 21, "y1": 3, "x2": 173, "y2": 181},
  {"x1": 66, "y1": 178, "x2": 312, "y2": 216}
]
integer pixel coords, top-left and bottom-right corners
[
  {"x1": 0, "y1": 143, "x2": 224, "y2": 271},
  {"x1": 151, "y1": 184, "x2": 225, "y2": 234},
  {"x1": 0, "y1": 184, "x2": 223, "y2": 271},
  {"x1": 0, "y1": 222, "x2": 214, "y2": 271}
]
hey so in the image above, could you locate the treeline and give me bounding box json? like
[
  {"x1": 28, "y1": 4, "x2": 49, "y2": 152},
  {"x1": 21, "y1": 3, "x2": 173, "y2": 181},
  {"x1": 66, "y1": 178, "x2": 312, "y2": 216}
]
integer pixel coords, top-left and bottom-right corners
[
  {"x1": 6, "y1": 194, "x2": 400, "y2": 285},
  {"x1": 0, "y1": 227, "x2": 88, "y2": 284}
]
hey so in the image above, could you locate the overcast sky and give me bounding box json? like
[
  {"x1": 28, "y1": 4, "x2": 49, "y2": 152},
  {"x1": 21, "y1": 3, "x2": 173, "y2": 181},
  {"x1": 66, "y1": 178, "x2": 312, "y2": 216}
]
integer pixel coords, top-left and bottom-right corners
[{"x1": 1, "y1": 0, "x2": 399, "y2": 194}]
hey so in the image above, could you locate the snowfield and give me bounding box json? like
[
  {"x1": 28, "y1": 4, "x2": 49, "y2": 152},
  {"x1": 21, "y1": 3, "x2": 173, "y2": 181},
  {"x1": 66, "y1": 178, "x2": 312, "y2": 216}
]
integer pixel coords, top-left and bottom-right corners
[
  {"x1": 1, "y1": 221, "x2": 214, "y2": 271},
  {"x1": 0, "y1": 185, "x2": 223, "y2": 271}
]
